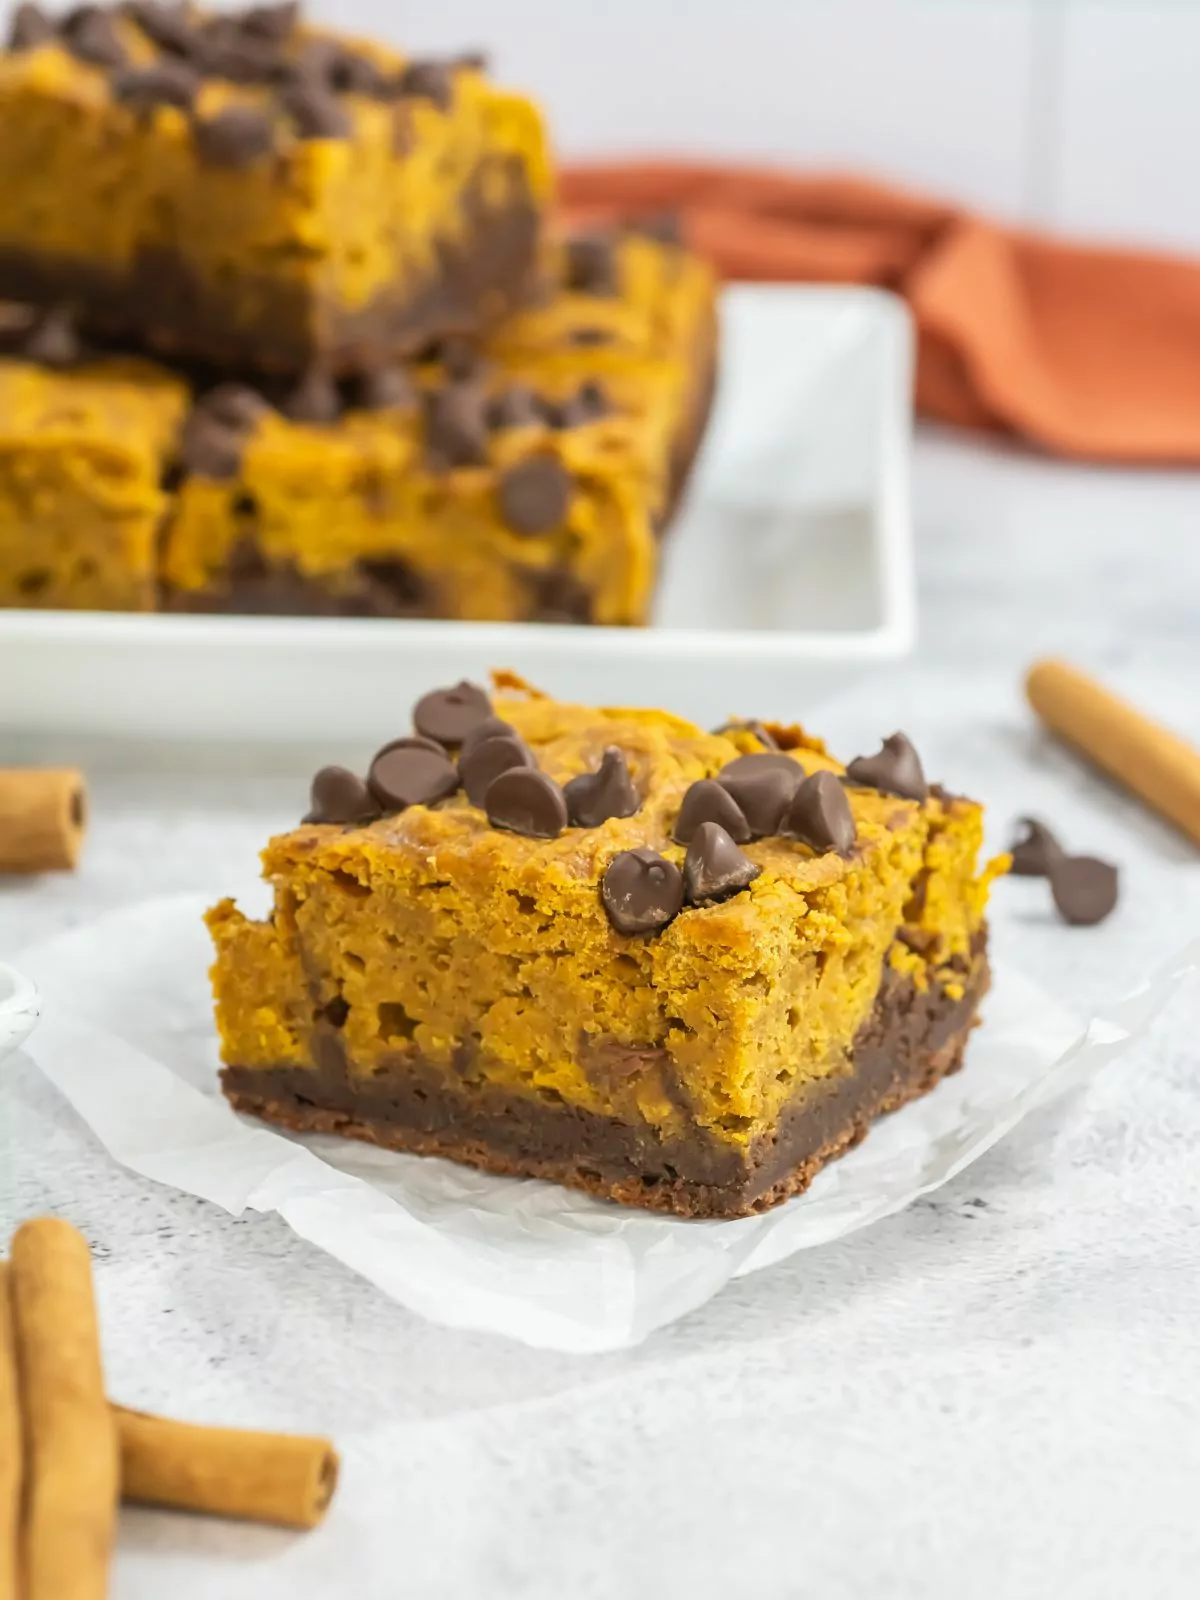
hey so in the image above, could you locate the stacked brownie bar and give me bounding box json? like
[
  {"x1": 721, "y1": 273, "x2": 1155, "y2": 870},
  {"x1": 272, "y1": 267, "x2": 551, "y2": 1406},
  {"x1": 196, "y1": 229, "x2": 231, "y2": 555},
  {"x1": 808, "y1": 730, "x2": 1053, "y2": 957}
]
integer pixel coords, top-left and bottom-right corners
[{"x1": 0, "y1": 4, "x2": 717, "y2": 622}]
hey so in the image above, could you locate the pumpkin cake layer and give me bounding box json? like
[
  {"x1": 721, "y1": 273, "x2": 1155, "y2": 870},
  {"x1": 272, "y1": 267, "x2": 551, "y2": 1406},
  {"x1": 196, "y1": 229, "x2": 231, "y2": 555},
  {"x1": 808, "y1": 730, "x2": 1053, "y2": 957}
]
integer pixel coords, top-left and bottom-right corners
[
  {"x1": 0, "y1": 2, "x2": 550, "y2": 372},
  {"x1": 208, "y1": 683, "x2": 1005, "y2": 1218}
]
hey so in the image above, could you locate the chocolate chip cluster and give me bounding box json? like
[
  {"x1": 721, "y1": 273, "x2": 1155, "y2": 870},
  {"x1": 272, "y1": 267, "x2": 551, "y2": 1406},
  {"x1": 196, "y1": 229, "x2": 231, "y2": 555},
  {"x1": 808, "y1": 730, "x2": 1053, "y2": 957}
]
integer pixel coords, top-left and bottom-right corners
[
  {"x1": 7, "y1": 3, "x2": 470, "y2": 164},
  {"x1": 303, "y1": 681, "x2": 642, "y2": 839},
  {"x1": 598, "y1": 728, "x2": 930, "y2": 937}
]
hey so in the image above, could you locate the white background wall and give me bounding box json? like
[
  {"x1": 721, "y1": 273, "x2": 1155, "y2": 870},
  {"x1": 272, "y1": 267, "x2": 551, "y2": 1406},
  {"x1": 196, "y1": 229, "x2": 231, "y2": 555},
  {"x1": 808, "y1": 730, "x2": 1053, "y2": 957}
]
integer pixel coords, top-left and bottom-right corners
[
  {"x1": 306, "y1": 0, "x2": 1200, "y2": 257},
  {"x1": 6, "y1": 1, "x2": 1199, "y2": 255}
]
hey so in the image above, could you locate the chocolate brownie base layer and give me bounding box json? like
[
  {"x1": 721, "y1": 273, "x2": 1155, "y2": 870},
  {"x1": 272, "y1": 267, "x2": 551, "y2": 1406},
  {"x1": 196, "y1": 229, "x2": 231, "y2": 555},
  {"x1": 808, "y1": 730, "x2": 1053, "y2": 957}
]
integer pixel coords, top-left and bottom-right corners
[
  {"x1": 221, "y1": 954, "x2": 989, "y2": 1219},
  {"x1": 0, "y1": 174, "x2": 540, "y2": 377}
]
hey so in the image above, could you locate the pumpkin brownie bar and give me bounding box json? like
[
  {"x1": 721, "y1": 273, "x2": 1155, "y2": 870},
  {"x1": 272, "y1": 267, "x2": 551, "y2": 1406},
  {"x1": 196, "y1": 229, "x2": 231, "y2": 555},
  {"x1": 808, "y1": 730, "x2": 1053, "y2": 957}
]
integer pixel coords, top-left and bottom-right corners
[
  {"x1": 0, "y1": 311, "x2": 187, "y2": 608},
  {"x1": 208, "y1": 680, "x2": 1006, "y2": 1218},
  {"x1": 160, "y1": 228, "x2": 717, "y2": 623},
  {"x1": 0, "y1": 3, "x2": 550, "y2": 373}
]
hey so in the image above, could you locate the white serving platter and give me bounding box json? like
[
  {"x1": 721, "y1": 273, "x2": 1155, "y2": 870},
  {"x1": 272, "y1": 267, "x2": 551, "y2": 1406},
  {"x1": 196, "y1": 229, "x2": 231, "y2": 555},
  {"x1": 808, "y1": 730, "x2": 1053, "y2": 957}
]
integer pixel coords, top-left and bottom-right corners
[{"x1": 0, "y1": 285, "x2": 914, "y2": 744}]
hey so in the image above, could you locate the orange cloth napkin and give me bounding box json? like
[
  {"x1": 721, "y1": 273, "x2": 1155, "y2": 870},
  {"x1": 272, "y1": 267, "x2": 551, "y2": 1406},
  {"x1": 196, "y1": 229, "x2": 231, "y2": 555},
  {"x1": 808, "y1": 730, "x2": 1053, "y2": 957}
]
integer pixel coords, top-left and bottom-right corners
[{"x1": 562, "y1": 161, "x2": 1200, "y2": 465}]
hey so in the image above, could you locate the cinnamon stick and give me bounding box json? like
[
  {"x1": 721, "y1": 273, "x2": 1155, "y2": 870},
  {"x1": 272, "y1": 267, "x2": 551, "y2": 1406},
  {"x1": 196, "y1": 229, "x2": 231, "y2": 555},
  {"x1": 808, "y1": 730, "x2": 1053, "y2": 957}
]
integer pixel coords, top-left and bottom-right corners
[
  {"x1": 0, "y1": 1264, "x2": 21, "y2": 1600},
  {"x1": 114, "y1": 1406, "x2": 339, "y2": 1531},
  {"x1": 0, "y1": 769, "x2": 87, "y2": 873},
  {"x1": 10, "y1": 1218, "x2": 119, "y2": 1600},
  {"x1": 1026, "y1": 658, "x2": 1200, "y2": 848}
]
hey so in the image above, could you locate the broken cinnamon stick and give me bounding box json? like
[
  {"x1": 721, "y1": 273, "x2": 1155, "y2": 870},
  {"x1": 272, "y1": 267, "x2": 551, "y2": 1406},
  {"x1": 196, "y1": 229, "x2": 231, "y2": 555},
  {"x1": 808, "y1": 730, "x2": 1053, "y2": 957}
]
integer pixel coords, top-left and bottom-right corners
[
  {"x1": 0, "y1": 769, "x2": 87, "y2": 873},
  {"x1": 114, "y1": 1405, "x2": 339, "y2": 1531},
  {"x1": 0, "y1": 1264, "x2": 21, "y2": 1600},
  {"x1": 1026, "y1": 658, "x2": 1200, "y2": 848},
  {"x1": 10, "y1": 1218, "x2": 119, "y2": 1600}
]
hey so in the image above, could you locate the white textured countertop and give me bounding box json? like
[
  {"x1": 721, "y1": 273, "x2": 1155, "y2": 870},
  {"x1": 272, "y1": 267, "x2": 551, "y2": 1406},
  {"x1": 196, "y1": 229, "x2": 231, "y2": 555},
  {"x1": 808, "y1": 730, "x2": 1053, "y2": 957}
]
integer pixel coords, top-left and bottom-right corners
[{"x1": 3, "y1": 428, "x2": 1200, "y2": 1599}]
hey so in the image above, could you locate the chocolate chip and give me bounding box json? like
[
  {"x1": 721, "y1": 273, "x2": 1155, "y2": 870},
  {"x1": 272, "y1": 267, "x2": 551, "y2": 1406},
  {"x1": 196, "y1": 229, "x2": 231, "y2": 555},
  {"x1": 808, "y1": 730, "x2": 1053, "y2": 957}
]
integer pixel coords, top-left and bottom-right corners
[
  {"x1": 783, "y1": 770, "x2": 856, "y2": 854},
  {"x1": 683, "y1": 822, "x2": 761, "y2": 906},
  {"x1": 488, "y1": 384, "x2": 541, "y2": 430},
  {"x1": 454, "y1": 49, "x2": 488, "y2": 72},
  {"x1": 485, "y1": 768, "x2": 568, "y2": 839},
  {"x1": 21, "y1": 307, "x2": 79, "y2": 368},
  {"x1": 282, "y1": 80, "x2": 352, "y2": 139},
  {"x1": 126, "y1": 2, "x2": 195, "y2": 56},
  {"x1": 199, "y1": 382, "x2": 271, "y2": 430},
  {"x1": 329, "y1": 49, "x2": 385, "y2": 96},
  {"x1": 196, "y1": 21, "x2": 283, "y2": 85},
  {"x1": 565, "y1": 234, "x2": 619, "y2": 296},
  {"x1": 712, "y1": 717, "x2": 780, "y2": 751},
  {"x1": 368, "y1": 739, "x2": 459, "y2": 811},
  {"x1": 8, "y1": 4, "x2": 54, "y2": 49},
  {"x1": 178, "y1": 412, "x2": 243, "y2": 479},
  {"x1": 434, "y1": 336, "x2": 482, "y2": 382},
  {"x1": 630, "y1": 210, "x2": 683, "y2": 246},
  {"x1": 460, "y1": 734, "x2": 534, "y2": 807},
  {"x1": 1008, "y1": 817, "x2": 1065, "y2": 877},
  {"x1": 281, "y1": 368, "x2": 341, "y2": 425},
  {"x1": 459, "y1": 715, "x2": 518, "y2": 759},
  {"x1": 497, "y1": 456, "x2": 573, "y2": 537},
  {"x1": 241, "y1": 2, "x2": 298, "y2": 41},
  {"x1": 358, "y1": 366, "x2": 414, "y2": 411},
  {"x1": 194, "y1": 105, "x2": 276, "y2": 166},
  {"x1": 601, "y1": 848, "x2": 683, "y2": 935},
  {"x1": 717, "y1": 754, "x2": 802, "y2": 839},
  {"x1": 564, "y1": 748, "x2": 639, "y2": 828},
  {"x1": 528, "y1": 568, "x2": 593, "y2": 624},
  {"x1": 672, "y1": 778, "x2": 751, "y2": 845},
  {"x1": 112, "y1": 60, "x2": 200, "y2": 112},
  {"x1": 550, "y1": 379, "x2": 610, "y2": 429},
  {"x1": 395, "y1": 58, "x2": 453, "y2": 111},
  {"x1": 846, "y1": 733, "x2": 928, "y2": 802},
  {"x1": 1049, "y1": 856, "x2": 1119, "y2": 927},
  {"x1": 413, "y1": 680, "x2": 492, "y2": 745},
  {"x1": 425, "y1": 383, "x2": 489, "y2": 469},
  {"x1": 64, "y1": 7, "x2": 127, "y2": 67},
  {"x1": 303, "y1": 765, "x2": 379, "y2": 825}
]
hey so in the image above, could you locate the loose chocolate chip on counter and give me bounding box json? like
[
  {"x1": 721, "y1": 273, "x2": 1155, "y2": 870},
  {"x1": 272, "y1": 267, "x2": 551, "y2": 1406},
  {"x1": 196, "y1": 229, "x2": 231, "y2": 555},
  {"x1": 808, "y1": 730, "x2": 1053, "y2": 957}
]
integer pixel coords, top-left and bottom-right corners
[
  {"x1": 303, "y1": 765, "x2": 380, "y2": 825},
  {"x1": 424, "y1": 382, "x2": 490, "y2": 469},
  {"x1": 413, "y1": 680, "x2": 492, "y2": 745},
  {"x1": 712, "y1": 717, "x2": 780, "y2": 751},
  {"x1": 194, "y1": 105, "x2": 276, "y2": 166},
  {"x1": 673, "y1": 778, "x2": 752, "y2": 845},
  {"x1": 683, "y1": 822, "x2": 761, "y2": 906},
  {"x1": 1049, "y1": 855, "x2": 1120, "y2": 927},
  {"x1": 460, "y1": 733, "x2": 534, "y2": 807},
  {"x1": 497, "y1": 455, "x2": 573, "y2": 537},
  {"x1": 112, "y1": 60, "x2": 200, "y2": 112},
  {"x1": 564, "y1": 747, "x2": 639, "y2": 828},
  {"x1": 488, "y1": 384, "x2": 542, "y2": 430},
  {"x1": 485, "y1": 768, "x2": 568, "y2": 839},
  {"x1": 601, "y1": 848, "x2": 684, "y2": 935},
  {"x1": 21, "y1": 307, "x2": 80, "y2": 368},
  {"x1": 199, "y1": 382, "x2": 272, "y2": 430},
  {"x1": 358, "y1": 365, "x2": 414, "y2": 411},
  {"x1": 459, "y1": 715, "x2": 518, "y2": 759},
  {"x1": 783, "y1": 770, "x2": 856, "y2": 854},
  {"x1": 281, "y1": 367, "x2": 341, "y2": 425},
  {"x1": 564, "y1": 234, "x2": 619, "y2": 297},
  {"x1": 64, "y1": 6, "x2": 127, "y2": 67},
  {"x1": 241, "y1": 2, "x2": 299, "y2": 41},
  {"x1": 8, "y1": 3, "x2": 55, "y2": 49},
  {"x1": 368, "y1": 739, "x2": 460, "y2": 811},
  {"x1": 394, "y1": 58, "x2": 453, "y2": 111},
  {"x1": 178, "y1": 411, "x2": 243, "y2": 479},
  {"x1": 282, "y1": 79, "x2": 352, "y2": 139},
  {"x1": 845, "y1": 732, "x2": 928, "y2": 801},
  {"x1": 716, "y1": 753, "x2": 802, "y2": 839},
  {"x1": 1008, "y1": 816, "x2": 1065, "y2": 877}
]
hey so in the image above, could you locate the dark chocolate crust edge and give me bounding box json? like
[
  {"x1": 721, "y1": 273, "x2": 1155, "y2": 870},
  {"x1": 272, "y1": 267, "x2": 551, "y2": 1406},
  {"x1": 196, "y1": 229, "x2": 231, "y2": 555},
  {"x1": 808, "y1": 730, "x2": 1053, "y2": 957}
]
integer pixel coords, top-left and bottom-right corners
[
  {"x1": 0, "y1": 160, "x2": 540, "y2": 376},
  {"x1": 221, "y1": 951, "x2": 989, "y2": 1220}
]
